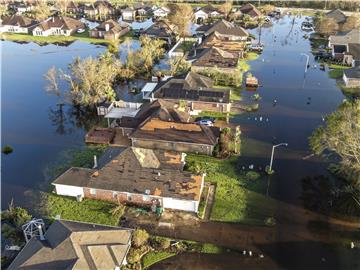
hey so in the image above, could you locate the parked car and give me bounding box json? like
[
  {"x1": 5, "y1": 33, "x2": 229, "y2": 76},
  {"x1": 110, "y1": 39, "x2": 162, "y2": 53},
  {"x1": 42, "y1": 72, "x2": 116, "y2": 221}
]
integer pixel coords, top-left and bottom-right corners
[
  {"x1": 77, "y1": 28, "x2": 86, "y2": 33},
  {"x1": 197, "y1": 120, "x2": 214, "y2": 126},
  {"x1": 248, "y1": 43, "x2": 264, "y2": 52},
  {"x1": 195, "y1": 116, "x2": 215, "y2": 123}
]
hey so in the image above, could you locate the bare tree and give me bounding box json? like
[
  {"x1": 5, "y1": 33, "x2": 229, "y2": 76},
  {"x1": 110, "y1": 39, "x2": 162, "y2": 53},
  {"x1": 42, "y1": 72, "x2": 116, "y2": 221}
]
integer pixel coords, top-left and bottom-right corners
[
  {"x1": 316, "y1": 17, "x2": 339, "y2": 36},
  {"x1": 342, "y1": 14, "x2": 360, "y2": 32},
  {"x1": 218, "y1": 0, "x2": 233, "y2": 18},
  {"x1": 168, "y1": 3, "x2": 193, "y2": 37},
  {"x1": 31, "y1": 2, "x2": 52, "y2": 21},
  {"x1": 44, "y1": 66, "x2": 61, "y2": 96}
]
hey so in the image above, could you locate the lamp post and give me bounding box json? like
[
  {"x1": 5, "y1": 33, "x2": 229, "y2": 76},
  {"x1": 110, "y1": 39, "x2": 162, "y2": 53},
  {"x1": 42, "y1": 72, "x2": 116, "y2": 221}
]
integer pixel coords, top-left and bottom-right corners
[
  {"x1": 301, "y1": 53, "x2": 310, "y2": 73},
  {"x1": 268, "y1": 143, "x2": 288, "y2": 174}
]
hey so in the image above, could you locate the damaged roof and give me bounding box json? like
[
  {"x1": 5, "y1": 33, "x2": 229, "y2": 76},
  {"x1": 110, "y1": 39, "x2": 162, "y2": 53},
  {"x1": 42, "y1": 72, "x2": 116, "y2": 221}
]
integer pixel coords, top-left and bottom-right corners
[
  {"x1": 8, "y1": 220, "x2": 132, "y2": 270},
  {"x1": 93, "y1": 19, "x2": 127, "y2": 33},
  {"x1": 191, "y1": 47, "x2": 239, "y2": 69},
  {"x1": 197, "y1": 19, "x2": 249, "y2": 37},
  {"x1": 52, "y1": 147, "x2": 203, "y2": 201},
  {"x1": 1, "y1": 15, "x2": 36, "y2": 27}
]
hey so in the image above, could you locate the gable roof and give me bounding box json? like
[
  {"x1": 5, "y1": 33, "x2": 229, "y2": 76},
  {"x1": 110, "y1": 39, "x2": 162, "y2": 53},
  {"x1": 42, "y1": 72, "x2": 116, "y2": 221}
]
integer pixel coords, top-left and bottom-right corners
[
  {"x1": 130, "y1": 118, "x2": 219, "y2": 146},
  {"x1": 35, "y1": 16, "x2": 84, "y2": 31},
  {"x1": 200, "y1": 31, "x2": 247, "y2": 53},
  {"x1": 240, "y1": 3, "x2": 262, "y2": 17},
  {"x1": 93, "y1": 19, "x2": 126, "y2": 33},
  {"x1": 325, "y1": 9, "x2": 347, "y2": 24},
  {"x1": 329, "y1": 29, "x2": 360, "y2": 45},
  {"x1": 152, "y1": 72, "x2": 230, "y2": 103},
  {"x1": 1, "y1": 15, "x2": 35, "y2": 27},
  {"x1": 53, "y1": 147, "x2": 203, "y2": 201},
  {"x1": 199, "y1": 4, "x2": 220, "y2": 14},
  {"x1": 191, "y1": 47, "x2": 239, "y2": 69},
  {"x1": 8, "y1": 220, "x2": 132, "y2": 270},
  {"x1": 196, "y1": 19, "x2": 248, "y2": 37},
  {"x1": 145, "y1": 20, "x2": 175, "y2": 37}
]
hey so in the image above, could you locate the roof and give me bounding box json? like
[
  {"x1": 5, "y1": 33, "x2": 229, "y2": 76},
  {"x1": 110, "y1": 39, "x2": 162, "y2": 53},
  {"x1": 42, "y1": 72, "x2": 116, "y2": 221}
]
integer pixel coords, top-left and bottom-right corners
[
  {"x1": 239, "y1": 3, "x2": 262, "y2": 17},
  {"x1": 325, "y1": 9, "x2": 347, "y2": 24},
  {"x1": 130, "y1": 118, "x2": 219, "y2": 146},
  {"x1": 344, "y1": 65, "x2": 360, "y2": 79},
  {"x1": 1, "y1": 15, "x2": 35, "y2": 27},
  {"x1": 53, "y1": 147, "x2": 203, "y2": 201},
  {"x1": 35, "y1": 16, "x2": 84, "y2": 31},
  {"x1": 8, "y1": 220, "x2": 132, "y2": 270},
  {"x1": 196, "y1": 19, "x2": 248, "y2": 37},
  {"x1": 198, "y1": 4, "x2": 220, "y2": 14},
  {"x1": 329, "y1": 29, "x2": 360, "y2": 45},
  {"x1": 199, "y1": 31, "x2": 246, "y2": 53},
  {"x1": 152, "y1": 72, "x2": 230, "y2": 103},
  {"x1": 118, "y1": 99, "x2": 191, "y2": 128},
  {"x1": 93, "y1": 19, "x2": 127, "y2": 34},
  {"x1": 191, "y1": 47, "x2": 239, "y2": 69},
  {"x1": 145, "y1": 20, "x2": 175, "y2": 37},
  {"x1": 348, "y1": 43, "x2": 360, "y2": 60}
]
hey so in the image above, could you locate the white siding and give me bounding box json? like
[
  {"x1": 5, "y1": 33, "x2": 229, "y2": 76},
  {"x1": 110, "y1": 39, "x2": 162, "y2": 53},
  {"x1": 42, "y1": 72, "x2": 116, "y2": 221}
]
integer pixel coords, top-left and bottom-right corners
[
  {"x1": 54, "y1": 184, "x2": 84, "y2": 197},
  {"x1": 163, "y1": 197, "x2": 198, "y2": 212}
]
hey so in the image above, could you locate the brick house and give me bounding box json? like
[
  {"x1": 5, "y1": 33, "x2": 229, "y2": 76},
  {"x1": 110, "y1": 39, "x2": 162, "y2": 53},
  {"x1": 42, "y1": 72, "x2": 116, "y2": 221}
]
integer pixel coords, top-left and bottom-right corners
[
  {"x1": 149, "y1": 71, "x2": 231, "y2": 113},
  {"x1": 90, "y1": 19, "x2": 129, "y2": 40},
  {"x1": 52, "y1": 147, "x2": 204, "y2": 213},
  {"x1": 239, "y1": 3, "x2": 262, "y2": 19}
]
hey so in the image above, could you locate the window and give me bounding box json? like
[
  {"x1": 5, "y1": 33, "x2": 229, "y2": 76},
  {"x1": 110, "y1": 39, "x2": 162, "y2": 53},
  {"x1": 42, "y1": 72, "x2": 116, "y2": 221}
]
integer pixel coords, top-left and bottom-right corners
[{"x1": 90, "y1": 188, "x2": 96, "y2": 195}]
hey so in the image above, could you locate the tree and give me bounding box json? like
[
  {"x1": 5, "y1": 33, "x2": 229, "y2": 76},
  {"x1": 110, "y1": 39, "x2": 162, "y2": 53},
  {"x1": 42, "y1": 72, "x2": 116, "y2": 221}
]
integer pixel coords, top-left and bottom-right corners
[
  {"x1": 168, "y1": 3, "x2": 193, "y2": 37},
  {"x1": 55, "y1": 0, "x2": 70, "y2": 15},
  {"x1": 241, "y1": 14, "x2": 252, "y2": 28},
  {"x1": 31, "y1": 1, "x2": 52, "y2": 21},
  {"x1": 169, "y1": 57, "x2": 191, "y2": 76},
  {"x1": 257, "y1": 16, "x2": 266, "y2": 43},
  {"x1": 316, "y1": 17, "x2": 338, "y2": 36},
  {"x1": 44, "y1": 66, "x2": 61, "y2": 97},
  {"x1": 309, "y1": 100, "x2": 360, "y2": 187},
  {"x1": 138, "y1": 36, "x2": 165, "y2": 75},
  {"x1": 0, "y1": 3, "x2": 9, "y2": 17},
  {"x1": 132, "y1": 229, "x2": 149, "y2": 247},
  {"x1": 218, "y1": 1, "x2": 233, "y2": 18},
  {"x1": 261, "y1": 4, "x2": 275, "y2": 15},
  {"x1": 342, "y1": 14, "x2": 360, "y2": 32}
]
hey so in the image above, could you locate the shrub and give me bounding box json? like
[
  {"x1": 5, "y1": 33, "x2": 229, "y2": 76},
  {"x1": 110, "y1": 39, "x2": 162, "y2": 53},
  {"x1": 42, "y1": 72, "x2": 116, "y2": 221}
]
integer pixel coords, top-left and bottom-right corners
[
  {"x1": 245, "y1": 171, "x2": 261, "y2": 181},
  {"x1": 201, "y1": 243, "x2": 223, "y2": 254},
  {"x1": 127, "y1": 248, "x2": 143, "y2": 264},
  {"x1": 2, "y1": 145, "x2": 13, "y2": 154},
  {"x1": 150, "y1": 236, "x2": 171, "y2": 250},
  {"x1": 133, "y1": 229, "x2": 149, "y2": 247}
]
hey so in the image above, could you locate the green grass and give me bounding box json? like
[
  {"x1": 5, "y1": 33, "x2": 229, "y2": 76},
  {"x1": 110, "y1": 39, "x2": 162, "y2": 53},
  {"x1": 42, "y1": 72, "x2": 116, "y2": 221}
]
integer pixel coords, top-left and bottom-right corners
[
  {"x1": 142, "y1": 251, "x2": 176, "y2": 269},
  {"x1": 1, "y1": 32, "x2": 112, "y2": 45},
  {"x1": 245, "y1": 52, "x2": 260, "y2": 61},
  {"x1": 230, "y1": 88, "x2": 242, "y2": 101},
  {"x1": 337, "y1": 82, "x2": 360, "y2": 98},
  {"x1": 185, "y1": 154, "x2": 275, "y2": 224},
  {"x1": 45, "y1": 193, "x2": 121, "y2": 226},
  {"x1": 328, "y1": 69, "x2": 344, "y2": 79},
  {"x1": 197, "y1": 111, "x2": 237, "y2": 120},
  {"x1": 201, "y1": 243, "x2": 223, "y2": 254},
  {"x1": 197, "y1": 186, "x2": 209, "y2": 219}
]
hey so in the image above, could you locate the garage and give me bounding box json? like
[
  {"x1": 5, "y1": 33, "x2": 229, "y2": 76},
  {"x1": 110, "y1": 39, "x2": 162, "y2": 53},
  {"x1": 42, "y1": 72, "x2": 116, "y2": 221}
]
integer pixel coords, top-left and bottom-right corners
[{"x1": 162, "y1": 197, "x2": 198, "y2": 213}]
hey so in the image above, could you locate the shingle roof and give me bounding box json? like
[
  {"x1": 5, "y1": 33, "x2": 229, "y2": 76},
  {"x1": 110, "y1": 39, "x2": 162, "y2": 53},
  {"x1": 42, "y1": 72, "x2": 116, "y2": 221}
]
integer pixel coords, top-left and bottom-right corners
[
  {"x1": 130, "y1": 118, "x2": 219, "y2": 146},
  {"x1": 152, "y1": 72, "x2": 230, "y2": 103},
  {"x1": 325, "y1": 9, "x2": 347, "y2": 24},
  {"x1": 1, "y1": 15, "x2": 35, "y2": 27},
  {"x1": 329, "y1": 29, "x2": 360, "y2": 45},
  {"x1": 192, "y1": 47, "x2": 239, "y2": 69},
  {"x1": 197, "y1": 19, "x2": 248, "y2": 37},
  {"x1": 8, "y1": 220, "x2": 132, "y2": 270},
  {"x1": 52, "y1": 147, "x2": 203, "y2": 201},
  {"x1": 94, "y1": 19, "x2": 126, "y2": 33},
  {"x1": 145, "y1": 20, "x2": 175, "y2": 37},
  {"x1": 199, "y1": 31, "x2": 246, "y2": 53},
  {"x1": 344, "y1": 65, "x2": 360, "y2": 79},
  {"x1": 348, "y1": 43, "x2": 360, "y2": 60},
  {"x1": 239, "y1": 3, "x2": 262, "y2": 18},
  {"x1": 36, "y1": 16, "x2": 84, "y2": 31},
  {"x1": 199, "y1": 4, "x2": 220, "y2": 14}
]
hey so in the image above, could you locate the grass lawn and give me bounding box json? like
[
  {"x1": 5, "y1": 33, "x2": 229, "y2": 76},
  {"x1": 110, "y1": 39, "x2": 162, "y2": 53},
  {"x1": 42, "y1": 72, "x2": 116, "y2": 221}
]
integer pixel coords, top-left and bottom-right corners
[
  {"x1": 1, "y1": 32, "x2": 112, "y2": 45},
  {"x1": 328, "y1": 69, "x2": 344, "y2": 79},
  {"x1": 337, "y1": 82, "x2": 360, "y2": 98},
  {"x1": 45, "y1": 193, "x2": 121, "y2": 226},
  {"x1": 197, "y1": 111, "x2": 237, "y2": 120},
  {"x1": 245, "y1": 52, "x2": 260, "y2": 61},
  {"x1": 197, "y1": 185, "x2": 209, "y2": 219},
  {"x1": 328, "y1": 64, "x2": 351, "y2": 70},
  {"x1": 185, "y1": 154, "x2": 275, "y2": 224},
  {"x1": 201, "y1": 243, "x2": 223, "y2": 254},
  {"x1": 142, "y1": 251, "x2": 176, "y2": 269}
]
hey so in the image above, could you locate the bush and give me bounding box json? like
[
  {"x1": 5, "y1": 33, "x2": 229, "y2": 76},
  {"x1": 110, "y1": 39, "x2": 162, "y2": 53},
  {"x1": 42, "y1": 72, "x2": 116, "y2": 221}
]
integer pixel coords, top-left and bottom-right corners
[
  {"x1": 133, "y1": 229, "x2": 149, "y2": 247},
  {"x1": 245, "y1": 171, "x2": 261, "y2": 181},
  {"x1": 201, "y1": 243, "x2": 223, "y2": 254},
  {"x1": 150, "y1": 236, "x2": 171, "y2": 250},
  {"x1": 127, "y1": 248, "x2": 143, "y2": 264},
  {"x1": 2, "y1": 145, "x2": 13, "y2": 154}
]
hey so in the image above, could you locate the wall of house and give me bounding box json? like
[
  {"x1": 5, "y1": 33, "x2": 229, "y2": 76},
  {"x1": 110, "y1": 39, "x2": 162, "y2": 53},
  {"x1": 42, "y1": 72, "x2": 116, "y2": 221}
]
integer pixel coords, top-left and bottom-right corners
[
  {"x1": 163, "y1": 198, "x2": 199, "y2": 212},
  {"x1": 0, "y1": 25, "x2": 28, "y2": 34},
  {"x1": 131, "y1": 138, "x2": 213, "y2": 155},
  {"x1": 343, "y1": 74, "x2": 360, "y2": 88},
  {"x1": 54, "y1": 184, "x2": 84, "y2": 197}
]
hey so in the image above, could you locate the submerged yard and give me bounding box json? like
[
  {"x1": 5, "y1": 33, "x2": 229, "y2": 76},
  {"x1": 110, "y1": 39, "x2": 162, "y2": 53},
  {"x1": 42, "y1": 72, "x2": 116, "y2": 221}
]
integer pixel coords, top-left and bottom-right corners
[{"x1": 185, "y1": 154, "x2": 276, "y2": 224}]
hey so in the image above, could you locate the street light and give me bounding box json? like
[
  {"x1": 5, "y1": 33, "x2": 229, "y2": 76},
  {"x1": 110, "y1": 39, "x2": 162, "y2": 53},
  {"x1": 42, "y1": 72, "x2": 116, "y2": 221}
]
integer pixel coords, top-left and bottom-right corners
[
  {"x1": 268, "y1": 143, "x2": 288, "y2": 174},
  {"x1": 301, "y1": 53, "x2": 310, "y2": 73}
]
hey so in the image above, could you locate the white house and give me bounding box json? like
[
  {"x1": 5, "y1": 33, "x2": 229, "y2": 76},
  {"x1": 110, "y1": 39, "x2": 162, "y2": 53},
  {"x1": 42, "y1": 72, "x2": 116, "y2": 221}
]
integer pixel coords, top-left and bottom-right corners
[
  {"x1": 153, "y1": 7, "x2": 170, "y2": 18},
  {"x1": 0, "y1": 15, "x2": 36, "y2": 34},
  {"x1": 52, "y1": 147, "x2": 204, "y2": 213},
  {"x1": 122, "y1": 8, "x2": 135, "y2": 21},
  {"x1": 32, "y1": 16, "x2": 84, "y2": 37}
]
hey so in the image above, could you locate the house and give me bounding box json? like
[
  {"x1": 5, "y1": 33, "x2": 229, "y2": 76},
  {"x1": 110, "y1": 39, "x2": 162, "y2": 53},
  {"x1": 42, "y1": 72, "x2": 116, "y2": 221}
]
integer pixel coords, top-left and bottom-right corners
[
  {"x1": 0, "y1": 15, "x2": 36, "y2": 34},
  {"x1": 32, "y1": 16, "x2": 84, "y2": 36},
  {"x1": 66, "y1": 1, "x2": 79, "y2": 14},
  {"x1": 8, "y1": 219, "x2": 132, "y2": 270},
  {"x1": 121, "y1": 7, "x2": 135, "y2": 21},
  {"x1": 325, "y1": 9, "x2": 347, "y2": 25},
  {"x1": 82, "y1": 0, "x2": 115, "y2": 19},
  {"x1": 196, "y1": 19, "x2": 249, "y2": 41},
  {"x1": 10, "y1": 2, "x2": 33, "y2": 14},
  {"x1": 130, "y1": 118, "x2": 219, "y2": 155},
  {"x1": 199, "y1": 31, "x2": 247, "y2": 56},
  {"x1": 52, "y1": 147, "x2": 205, "y2": 213},
  {"x1": 144, "y1": 20, "x2": 176, "y2": 44},
  {"x1": 239, "y1": 3, "x2": 262, "y2": 19},
  {"x1": 194, "y1": 4, "x2": 223, "y2": 24},
  {"x1": 189, "y1": 47, "x2": 240, "y2": 73},
  {"x1": 343, "y1": 65, "x2": 360, "y2": 88},
  {"x1": 149, "y1": 71, "x2": 232, "y2": 113},
  {"x1": 90, "y1": 19, "x2": 129, "y2": 40},
  {"x1": 153, "y1": 6, "x2": 170, "y2": 18},
  {"x1": 134, "y1": 3, "x2": 152, "y2": 17},
  {"x1": 329, "y1": 29, "x2": 360, "y2": 65}
]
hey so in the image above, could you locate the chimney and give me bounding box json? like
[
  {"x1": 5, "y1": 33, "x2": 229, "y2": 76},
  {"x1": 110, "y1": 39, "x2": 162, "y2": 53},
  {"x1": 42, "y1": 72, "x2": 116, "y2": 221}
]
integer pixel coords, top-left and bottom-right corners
[
  {"x1": 38, "y1": 225, "x2": 45, "y2": 241},
  {"x1": 93, "y1": 155, "x2": 98, "y2": 168},
  {"x1": 105, "y1": 23, "x2": 110, "y2": 32}
]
